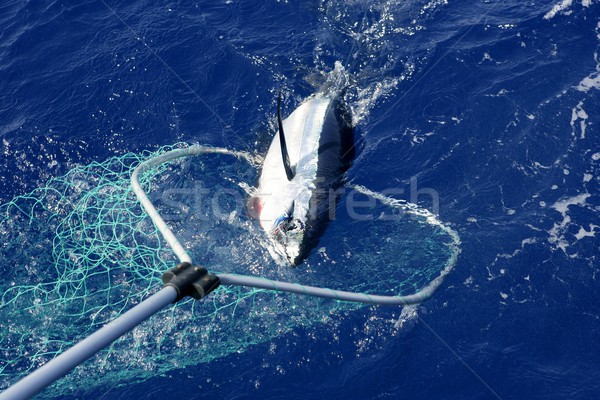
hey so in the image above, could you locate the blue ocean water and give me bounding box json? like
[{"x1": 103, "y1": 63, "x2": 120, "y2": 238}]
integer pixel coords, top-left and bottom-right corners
[{"x1": 1, "y1": 0, "x2": 599, "y2": 399}]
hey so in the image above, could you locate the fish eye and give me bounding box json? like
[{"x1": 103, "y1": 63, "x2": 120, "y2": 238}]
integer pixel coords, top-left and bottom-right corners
[
  {"x1": 287, "y1": 219, "x2": 304, "y2": 232},
  {"x1": 246, "y1": 196, "x2": 263, "y2": 219}
]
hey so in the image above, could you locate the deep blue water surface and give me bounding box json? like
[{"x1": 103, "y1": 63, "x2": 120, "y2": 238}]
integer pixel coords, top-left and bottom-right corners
[{"x1": 1, "y1": 1, "x2": 600, "y2": 399}]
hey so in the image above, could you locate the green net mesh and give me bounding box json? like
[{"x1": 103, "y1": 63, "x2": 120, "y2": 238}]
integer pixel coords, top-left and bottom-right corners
[{"x1": 0, "y1": 143, "x2": 459, "y2": 398}]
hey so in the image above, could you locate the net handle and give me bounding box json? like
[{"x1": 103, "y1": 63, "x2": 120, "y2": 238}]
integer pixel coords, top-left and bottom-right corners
[{"x1": 131, "y1": 144, "x2": 454, "y2": 306}]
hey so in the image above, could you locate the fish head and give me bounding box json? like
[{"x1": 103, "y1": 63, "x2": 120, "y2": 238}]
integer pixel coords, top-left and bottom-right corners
[
  {"x1": 250, "y1": 191, "x2": 307, "y2": 265},
  {"x1": 268, "y1": 220, "x2": 306, "y2": 267}
]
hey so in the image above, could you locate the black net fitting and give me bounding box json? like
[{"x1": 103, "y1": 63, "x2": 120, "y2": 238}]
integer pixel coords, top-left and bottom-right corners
[{"x1": 162, "y1": 262, "x2": 220, "y2": 302}]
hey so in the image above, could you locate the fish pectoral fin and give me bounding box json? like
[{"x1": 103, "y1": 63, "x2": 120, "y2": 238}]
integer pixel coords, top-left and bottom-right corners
[
  {"x1": 277, "y1": 91, "x2": 295, "y2": 181},
  {"x1": 285, "y1": 199, "x2": 295, "y2": 217}
]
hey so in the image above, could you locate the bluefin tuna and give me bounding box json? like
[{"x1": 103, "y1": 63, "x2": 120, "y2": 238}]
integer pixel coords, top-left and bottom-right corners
[{"x1": 247, "y1": 91, "x2": 354, "y2": 265}]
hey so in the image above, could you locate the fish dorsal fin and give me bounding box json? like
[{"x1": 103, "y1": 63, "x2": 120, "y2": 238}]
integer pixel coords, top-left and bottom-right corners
[{"x1": 277, "y1": 91, "x2": 295, "y2": 181}]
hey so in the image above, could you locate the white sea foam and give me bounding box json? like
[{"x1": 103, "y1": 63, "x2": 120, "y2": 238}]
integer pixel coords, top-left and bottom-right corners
[
  {"x1": 576, "y1": 73, "x2": 600, "y2": 92},
  {"x1": 544, "y1": 0, "x2": 574, "y2": 19},
  {"x1": 394, "y1": 304, "x2": 419, "y2": 330},
  {"x1": 544, "y1": 0, "x2": 595, "y2": 19},
  {"x1": 548, "y1": 193, "x2": 592, "y2": 253},
  {"x1": 574, "y1": 224, "x2": 599, "y2": 240},
  {"x1": 570, "y1": 101, "x2": 588, "y2": 139},
  {"x1": 552, "y1": 193, "x2": 590, "y2": 214}
]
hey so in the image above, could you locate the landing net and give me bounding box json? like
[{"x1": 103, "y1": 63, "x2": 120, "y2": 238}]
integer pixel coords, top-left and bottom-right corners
[{"x1": 0, "y1": 143, "x2": 459, "y2": 397}]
